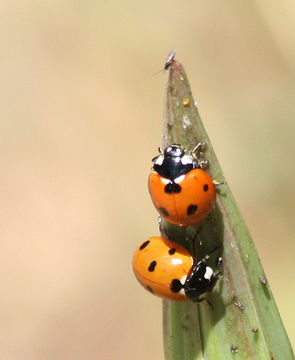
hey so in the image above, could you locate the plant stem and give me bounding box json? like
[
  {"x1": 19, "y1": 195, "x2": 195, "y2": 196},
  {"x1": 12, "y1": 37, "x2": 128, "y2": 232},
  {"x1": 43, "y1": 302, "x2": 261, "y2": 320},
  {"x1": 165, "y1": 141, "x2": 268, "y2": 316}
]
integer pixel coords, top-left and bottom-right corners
[{"x1": 161, "y1": 58, "x2": 294, "y2": 360}]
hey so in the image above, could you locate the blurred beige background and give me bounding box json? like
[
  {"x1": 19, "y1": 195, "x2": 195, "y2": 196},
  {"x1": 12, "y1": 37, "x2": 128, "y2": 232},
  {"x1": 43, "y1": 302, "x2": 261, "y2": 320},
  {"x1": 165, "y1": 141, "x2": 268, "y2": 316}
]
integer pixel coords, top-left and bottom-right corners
[{"x1": 0, "y1": 1, "x2": 294, "y2": 359}]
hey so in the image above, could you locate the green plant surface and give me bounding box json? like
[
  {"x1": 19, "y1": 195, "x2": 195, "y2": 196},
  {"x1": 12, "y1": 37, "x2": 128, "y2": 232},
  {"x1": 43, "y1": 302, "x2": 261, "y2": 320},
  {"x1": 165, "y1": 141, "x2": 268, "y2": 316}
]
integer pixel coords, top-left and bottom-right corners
[{"x1": 160, "y1": 58, "x2": 294, "y2": 360}]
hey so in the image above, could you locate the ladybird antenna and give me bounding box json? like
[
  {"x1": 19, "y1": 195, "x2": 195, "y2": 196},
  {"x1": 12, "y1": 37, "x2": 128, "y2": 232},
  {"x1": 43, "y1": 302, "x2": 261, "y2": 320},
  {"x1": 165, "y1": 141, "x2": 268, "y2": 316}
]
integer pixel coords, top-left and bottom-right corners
[
  {"x1": 184, "y1": 228, "x2": 194, "y2": 257},
  {"x1": 188, "y1": 226, "x2": 202, "y2": 258},
  {"x1": 158, "y1": 146, "x2": 163, "y2": 154},
  {"x1": 192, "y1": 232, "x2": 196, "y2": 258},
  {"x1": 207, "y1": 244, "x2": 221, "y2": 257},
  {"x1": 197, "y1": 244, "x2": 221, "y2": 266}
]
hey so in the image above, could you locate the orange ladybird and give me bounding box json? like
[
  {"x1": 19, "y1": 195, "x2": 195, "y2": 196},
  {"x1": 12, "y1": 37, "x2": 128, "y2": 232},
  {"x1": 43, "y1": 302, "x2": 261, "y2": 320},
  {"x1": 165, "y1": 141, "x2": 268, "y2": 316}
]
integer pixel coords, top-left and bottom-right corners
[
  {"x1": 132, "y1": 236, "x2": 220, "y2": 302},
  {"x1": 148, "y1": 144, "x2": 216, "y2": 226}
]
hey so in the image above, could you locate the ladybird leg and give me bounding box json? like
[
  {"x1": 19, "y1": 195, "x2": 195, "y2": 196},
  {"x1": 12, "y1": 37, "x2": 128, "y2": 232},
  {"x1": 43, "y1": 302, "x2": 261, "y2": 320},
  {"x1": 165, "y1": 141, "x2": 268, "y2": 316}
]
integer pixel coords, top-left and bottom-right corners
[
  {"x1": 217, "y1": 256, "x2": 223, "y2": 269},
  {"x1": 158, "y1": 215, "x2": 161, "y2": 229},
  {"x1": 198, "y1": 160, "x2": 209, "y2": 170},
  {"x1": 192, "y1": 142, "x2": 208, "y2": 169},
  {"x1": 192, "y1": 142, "x2": 206, "y2": 156},
  {"x1": 217, "y1": 272, "x2": 223, "y2": 280},
  {"x1": 211, "y1": 260, "x2": 223, "y2": 286},
  {"x1": 185, "y1": 227, "x2": 202, "y2": 257},
  {"x1": 194, "y1": 226, "x2": 202, "y2": 236},
  {"x1": 206, "y1": 298, "x2": 213, "y2": 309},
  {"x1": 213, "y1": 179, "x2": 224, "y2": 187},
  {"x1": 191, "y1": 226, "x2": 202, "y2": 255},
  {"x1": 192, "y1": 142, "x2": 211, "y2": 169},
  {"x1": 183, "y1": 228, "x2": 196, "y2": 257},
  {"x1": 196, "y1": 244, "x2": 221, "y2": 267},
  {"x1": 158, "y1": 216, "x2": 165, "y2": 234},
  {"x1": 192, "y1": 292, "x2": 214, "y2": 308}
]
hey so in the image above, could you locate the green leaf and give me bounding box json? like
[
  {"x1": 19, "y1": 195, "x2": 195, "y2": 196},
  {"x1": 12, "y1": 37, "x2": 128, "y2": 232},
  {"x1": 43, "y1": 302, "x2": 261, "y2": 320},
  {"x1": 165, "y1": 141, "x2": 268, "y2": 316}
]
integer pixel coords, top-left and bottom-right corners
[{"x1": 161, "y1": 58, "x2": 294, "y2": 359}]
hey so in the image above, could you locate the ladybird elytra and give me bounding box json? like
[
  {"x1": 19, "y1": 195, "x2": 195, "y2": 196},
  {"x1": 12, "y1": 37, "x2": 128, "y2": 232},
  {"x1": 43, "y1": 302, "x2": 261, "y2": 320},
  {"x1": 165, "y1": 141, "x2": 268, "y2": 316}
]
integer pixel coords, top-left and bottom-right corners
[
  {"x1": 148, "y1": 168, "x2": 216, "y2": 226},
  {"x1": 132, "y1": 236, "x2": 193, "y2": 301}
]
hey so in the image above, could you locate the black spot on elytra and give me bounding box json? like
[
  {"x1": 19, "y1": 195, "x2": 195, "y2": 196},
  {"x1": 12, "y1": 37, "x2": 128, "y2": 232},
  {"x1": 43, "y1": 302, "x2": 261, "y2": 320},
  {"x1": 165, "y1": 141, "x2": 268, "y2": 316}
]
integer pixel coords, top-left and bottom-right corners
[
  {"x1": 187, "y1": 204, "x2": 198, "y2": 215},
  {"x1": 203, "y1": 184, "x2": 209, "y2": 192},
  {"x1": 165, "y1": 182, "x2": 181, "y2": 194},
  {"x1": 159, "y1": 207, "x2": 169, "y2": 217},
  {"x1": 169, "y1": 248, "x2": 176, "y2": 255},
  {"x1": 140, "y1": 240, "x2": 150, "y2": 250},
  {"x1": 146, "y1": 285, "x2": 154, "y2": 293},
  {"x1": 148, "y1": 261, "x2": 157, "y2": 272},
  {"x1": 170, "y1": 279, "x2": 183, "y2": 293}
]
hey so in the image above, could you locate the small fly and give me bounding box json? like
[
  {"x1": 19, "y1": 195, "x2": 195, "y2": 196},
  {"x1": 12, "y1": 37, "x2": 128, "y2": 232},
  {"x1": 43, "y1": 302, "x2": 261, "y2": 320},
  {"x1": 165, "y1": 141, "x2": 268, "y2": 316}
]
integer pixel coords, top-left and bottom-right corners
[
  {"x1": 164, "y1": 49, "x2": 176, "y2": 70},
  {"x1": 154, "y1": 50, "x2": 176, "y2": 76}
]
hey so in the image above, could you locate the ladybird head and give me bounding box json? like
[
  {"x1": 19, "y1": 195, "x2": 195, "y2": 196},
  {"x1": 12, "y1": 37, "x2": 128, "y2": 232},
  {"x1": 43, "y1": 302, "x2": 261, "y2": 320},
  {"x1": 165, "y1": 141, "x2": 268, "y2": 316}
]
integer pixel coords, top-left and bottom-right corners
[
  {"x1": 185, "y1": 262, "x2": 219, "y2": 302},
  {"x1": 184, "y1": 247, "x2": 222, "y2": 302},
  {"x1": 164, "y1": 144, "x2": 184, "y2": 159}
]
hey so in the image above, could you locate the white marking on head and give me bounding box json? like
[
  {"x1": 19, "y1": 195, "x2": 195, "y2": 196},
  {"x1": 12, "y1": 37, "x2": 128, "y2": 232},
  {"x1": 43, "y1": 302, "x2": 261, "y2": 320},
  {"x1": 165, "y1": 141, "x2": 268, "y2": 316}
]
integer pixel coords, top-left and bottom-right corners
[
  {"x1": 204, "y1": 266, "x2": 214, "y2": 280},
  {"x1": 174, "y1": 175, "x2": 185, "y2": 184},
  {"x1": 181, "y1": 155, "x2": 193, "y2": 165},
  {"x1": 154, "y1": 155, "x2": 163, "y2": 165},
  {"x1": 175, "y1": 148, "x2": 182, "y2": 156}
]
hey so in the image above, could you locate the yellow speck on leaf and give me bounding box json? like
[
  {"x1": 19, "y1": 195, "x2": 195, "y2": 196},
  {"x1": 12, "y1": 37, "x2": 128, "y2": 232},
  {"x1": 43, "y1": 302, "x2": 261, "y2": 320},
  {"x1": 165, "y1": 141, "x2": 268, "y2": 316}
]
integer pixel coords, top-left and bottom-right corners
[{"x1": 183, "y1": 98, "x2": 190, "y2": 107}]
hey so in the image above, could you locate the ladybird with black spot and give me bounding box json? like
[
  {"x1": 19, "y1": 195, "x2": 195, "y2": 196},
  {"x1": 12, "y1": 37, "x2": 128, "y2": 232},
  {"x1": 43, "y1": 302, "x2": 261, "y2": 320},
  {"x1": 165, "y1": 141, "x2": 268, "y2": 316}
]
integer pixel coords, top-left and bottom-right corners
[
  {"x1": 148, "y1": 144, "x2": 216, "y2": 226},
  {"x1": 132, "y1": 236, "x2": 220, "y2": 302}
]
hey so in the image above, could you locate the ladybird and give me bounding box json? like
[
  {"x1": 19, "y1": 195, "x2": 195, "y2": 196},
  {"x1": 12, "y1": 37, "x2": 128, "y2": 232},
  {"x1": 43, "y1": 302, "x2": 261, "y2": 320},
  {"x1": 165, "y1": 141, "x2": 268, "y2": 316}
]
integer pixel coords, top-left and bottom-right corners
[
  {"x1": 132, "y1": 236, "x2": 220, "y2": 302},
  {"x1": 148, "y1": 144, "x2": 216, "y2": 226}
]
